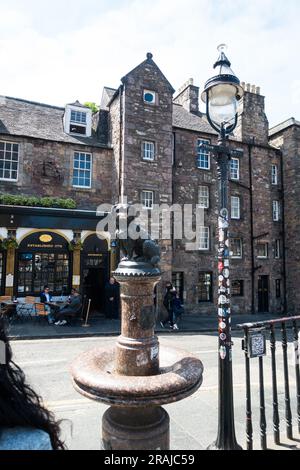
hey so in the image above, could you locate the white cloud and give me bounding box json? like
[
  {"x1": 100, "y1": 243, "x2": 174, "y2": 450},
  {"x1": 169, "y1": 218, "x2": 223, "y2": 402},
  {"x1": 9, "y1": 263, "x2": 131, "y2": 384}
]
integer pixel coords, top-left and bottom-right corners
[{"x1": 0, "y1": 0, "x2": 299, "y2": 126}]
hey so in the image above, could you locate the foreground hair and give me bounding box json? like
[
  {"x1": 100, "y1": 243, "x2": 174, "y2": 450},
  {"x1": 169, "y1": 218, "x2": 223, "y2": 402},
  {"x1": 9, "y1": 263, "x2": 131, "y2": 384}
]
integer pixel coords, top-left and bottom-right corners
[{"x1": 0, "y1": 316, "x2": 65, "y2": 449}]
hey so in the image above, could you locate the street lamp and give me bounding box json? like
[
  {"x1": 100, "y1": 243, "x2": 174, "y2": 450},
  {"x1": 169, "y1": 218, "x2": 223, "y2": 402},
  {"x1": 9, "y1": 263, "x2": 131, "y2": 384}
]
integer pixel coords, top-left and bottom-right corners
[{"x1": 201, "y1": 44, "x2": 244, "y2": 450}]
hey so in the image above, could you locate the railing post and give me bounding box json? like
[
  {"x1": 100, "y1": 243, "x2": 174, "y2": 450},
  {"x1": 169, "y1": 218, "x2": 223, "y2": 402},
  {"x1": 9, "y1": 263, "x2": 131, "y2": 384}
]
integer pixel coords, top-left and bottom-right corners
[
  {"x1": 292, "y1": 320, "x2": 300, "y2": 434},
  {"x1": 270, "y1": 324, "x2": 280, "y2": 445},
  {"x1": 258, "y1": 356, "x2": 267, "y2": 450},
  {"x1": 243, "y1": 327, "x2": 253, "y2": 450},
  {"x1": 281, "y1": 322, "x2": 293, "y2": 440}
]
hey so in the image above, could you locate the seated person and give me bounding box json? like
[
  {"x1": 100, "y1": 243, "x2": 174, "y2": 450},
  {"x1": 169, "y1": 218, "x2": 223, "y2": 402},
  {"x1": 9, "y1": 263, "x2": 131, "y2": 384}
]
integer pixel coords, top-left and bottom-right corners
[
  {"x1": 54, "y1": 288, "x2": 82, "y2": 326},
  {"x1": 40, "y1": 286, "x2": 56, "y2": 325}
]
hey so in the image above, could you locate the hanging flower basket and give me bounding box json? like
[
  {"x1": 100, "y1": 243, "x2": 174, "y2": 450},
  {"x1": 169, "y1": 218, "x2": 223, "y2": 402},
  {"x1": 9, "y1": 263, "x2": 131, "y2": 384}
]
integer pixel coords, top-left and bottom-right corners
[
  {"x1": 1, "y1": 238, "x2": 19, "y2": 250},
  {"x1": 68, "y1": 240, "x2": 83, "y2": 251}
]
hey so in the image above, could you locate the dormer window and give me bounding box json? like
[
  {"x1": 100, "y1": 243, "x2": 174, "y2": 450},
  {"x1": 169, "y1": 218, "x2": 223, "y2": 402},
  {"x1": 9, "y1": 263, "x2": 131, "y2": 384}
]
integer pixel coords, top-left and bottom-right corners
[{"x1": 63, "y1": 101, "x2": 92, "y2": 137}]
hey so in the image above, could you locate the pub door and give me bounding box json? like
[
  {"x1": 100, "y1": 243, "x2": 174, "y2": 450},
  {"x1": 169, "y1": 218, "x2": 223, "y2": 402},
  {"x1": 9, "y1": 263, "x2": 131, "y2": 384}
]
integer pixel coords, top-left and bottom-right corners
[
  {"x1": 258, "y1": 275, "x2": 269, "y2": 313},
  {"x1": 82, "y1": 267, "x2": 107, "y2": 313}
]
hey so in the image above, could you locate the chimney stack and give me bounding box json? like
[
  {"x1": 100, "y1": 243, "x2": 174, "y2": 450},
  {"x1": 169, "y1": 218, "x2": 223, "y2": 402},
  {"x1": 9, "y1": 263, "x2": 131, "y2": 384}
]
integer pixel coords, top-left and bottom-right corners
[{"x1": 173, "y1": 78, "x2": 199, "y2": 114}]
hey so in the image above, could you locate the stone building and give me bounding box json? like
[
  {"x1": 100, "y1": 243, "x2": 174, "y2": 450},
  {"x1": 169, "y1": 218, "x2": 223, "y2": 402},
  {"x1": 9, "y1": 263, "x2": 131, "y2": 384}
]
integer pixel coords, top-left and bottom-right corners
[{"x1": 0, "y1": 53, "x2": 294, "y2": 316}]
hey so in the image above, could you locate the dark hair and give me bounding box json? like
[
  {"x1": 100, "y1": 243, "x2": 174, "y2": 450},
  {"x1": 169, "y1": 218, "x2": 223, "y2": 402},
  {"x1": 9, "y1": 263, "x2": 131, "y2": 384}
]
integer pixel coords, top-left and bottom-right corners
[
  {"x1": 0, "y1": 316, "x2": 65, "y2": 449},
  {"x1": 43, "y1": 286, "x2": 49, "y2": 290}
]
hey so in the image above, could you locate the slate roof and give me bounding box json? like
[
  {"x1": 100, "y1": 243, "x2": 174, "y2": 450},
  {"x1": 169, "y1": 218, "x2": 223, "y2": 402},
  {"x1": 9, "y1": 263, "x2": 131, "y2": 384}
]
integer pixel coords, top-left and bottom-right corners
[
  {"x1": 0, "y1": 96, "x2": 109, "y2": 148},
  {"x1": 172, "y1": 103, "x2": 216, "y2": 135}
]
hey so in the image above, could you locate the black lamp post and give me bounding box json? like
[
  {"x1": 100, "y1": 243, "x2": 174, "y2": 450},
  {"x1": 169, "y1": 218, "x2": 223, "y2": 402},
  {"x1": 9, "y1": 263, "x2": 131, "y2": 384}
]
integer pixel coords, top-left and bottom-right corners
[{"x1": 200, "y1": 44, "x2": 244, "y2": 450}]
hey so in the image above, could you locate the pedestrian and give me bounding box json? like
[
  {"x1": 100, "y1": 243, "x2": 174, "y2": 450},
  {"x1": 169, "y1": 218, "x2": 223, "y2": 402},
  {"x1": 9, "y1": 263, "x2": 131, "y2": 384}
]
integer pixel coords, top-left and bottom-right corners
[
  {"x1": 171, "y1": 289, "x2": 184, "y2": 330},
  {"x1": 104, "y1": 277, "x2": 120, "y2": 319},
  {"x1": 160, "y1": 282, "x2": 174, "y2": 329},
  {"x1": 0, "y1": 315, "x2": 65, "y2": 450}
]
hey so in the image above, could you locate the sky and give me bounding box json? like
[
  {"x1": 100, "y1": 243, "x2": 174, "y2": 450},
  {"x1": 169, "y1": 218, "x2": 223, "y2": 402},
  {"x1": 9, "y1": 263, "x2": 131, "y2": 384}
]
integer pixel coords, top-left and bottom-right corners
[{"x1": 0, "y1": 0, "x2": 299, "y2": 127}]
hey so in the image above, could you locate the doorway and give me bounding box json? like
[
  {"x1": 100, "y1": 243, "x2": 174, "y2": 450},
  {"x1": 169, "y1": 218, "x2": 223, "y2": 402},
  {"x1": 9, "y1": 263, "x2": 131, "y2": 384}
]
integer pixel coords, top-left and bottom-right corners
[
  {"x1": 82, "y1": 267, "x2": 106, "y2": 312},
  {"x1": 258, "y1": 275, "x2": 269, "y2": 313}
]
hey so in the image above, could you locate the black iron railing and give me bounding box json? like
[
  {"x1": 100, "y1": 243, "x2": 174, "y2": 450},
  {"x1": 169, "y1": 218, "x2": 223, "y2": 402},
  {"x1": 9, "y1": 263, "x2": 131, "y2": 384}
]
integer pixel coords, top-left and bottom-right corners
[{"x1": 237, "y1": 315, "x2": 300, "y2": 450}]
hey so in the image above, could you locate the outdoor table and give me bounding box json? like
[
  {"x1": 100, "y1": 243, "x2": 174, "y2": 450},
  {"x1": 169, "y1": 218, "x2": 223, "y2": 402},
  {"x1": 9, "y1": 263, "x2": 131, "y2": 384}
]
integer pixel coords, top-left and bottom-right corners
[{"x1": 0, "y1": 301, "x2": 18, "y2": 319}]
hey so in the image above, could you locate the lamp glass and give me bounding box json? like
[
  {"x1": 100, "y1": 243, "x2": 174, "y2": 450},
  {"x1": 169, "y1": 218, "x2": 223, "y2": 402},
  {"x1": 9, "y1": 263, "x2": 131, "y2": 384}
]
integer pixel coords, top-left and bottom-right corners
[{"x1": 208, "y1": 83, "x2": 237, "y2": 128}]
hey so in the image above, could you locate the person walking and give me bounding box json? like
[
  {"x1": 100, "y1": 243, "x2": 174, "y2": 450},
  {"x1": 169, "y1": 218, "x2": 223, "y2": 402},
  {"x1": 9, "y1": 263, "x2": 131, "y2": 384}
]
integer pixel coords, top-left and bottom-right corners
[
  {"x1": 160, "y1": 283, "x2": 174, "y2": 329},
  {"x1": 0, "y1": 315, "x2": 65, "y2": 449},
  {"x1": 171, "y1": 289, "x2": 184, "y2": 330}
]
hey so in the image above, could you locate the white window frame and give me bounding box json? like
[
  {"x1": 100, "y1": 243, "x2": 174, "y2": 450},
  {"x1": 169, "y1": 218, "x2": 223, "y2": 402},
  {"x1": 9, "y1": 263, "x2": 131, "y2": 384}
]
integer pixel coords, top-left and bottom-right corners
[
  {"x1": 231, "y1": 238, "x2": 243, "y2": 259},
  {"x1": 142, "y1": 141, "x2": 155, "y2": 161},
  {"x1": 70, "y1": 110, "x2": 87, "y2": 125},
  {"x1": 143, "y1": 89, "x2": 156, "y2": 105},
  {"x1": 230, "y1": 158, "x2": 240, "y2": 180},
  {"x1": 0, "y1": 140, "x2": 19, "y2": 182},
  {"x1": 141, "y1": 190, "x2": 154, "y2": 209},
  {"x1": 271, "y1": 164, "x2": 278, "y2": 185},
  {"x1": 198, "y1": 186, "x2": 209, "y2": 209},
  {"x1": 257, "y1": 242, "x2": 268, "y2": 259},
  {"x1": 231, "y1": 196, "x2": 240, "y2": 219},
  {"x1": 273, "y1": 200, "x2": 280, "y2": 221},
  {"x1": 72, "y1": 152, "x2": 92, "y2": 189},
  {"x1": 197, "y1": 139, "x2": 211, "y2": 170},
  {"x1": 275, "y1": 239, "x2": 281, "y2": 259},
  {"x1": 199, "y1": 226, "x2": 210, "y2": 251}
]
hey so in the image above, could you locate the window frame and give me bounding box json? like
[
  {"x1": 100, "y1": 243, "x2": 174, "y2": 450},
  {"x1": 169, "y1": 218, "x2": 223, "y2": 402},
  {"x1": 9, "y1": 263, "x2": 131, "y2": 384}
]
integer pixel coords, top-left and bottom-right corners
[
  {"x1": 230, "y1": 157, "x2": 240, "y2": 181},
  {"x1": 198, "y1": 185, "x2": 209, "y2": 209},
  {"x1": 231, "y1": 280, "x2": 244, "y2": 297},
  {"x1": 0, "y1": 140, "x2": 19, "y2": 182},
  {"x1": 257, "y1": 242, "x2": 268, "y2": 259},
  {"x1": 275, "y1": 279, "x2": 281, "y2": 298},
  {"x1": 271, "y1": 164, "x2": 278, "y2": 185},
  {"x1": 141, "y1": 190, "x2": 154, "y2": 210},
  {"x1": 72, "y1": 152, "x2": 92, "y2": 189},
  {"x1": 199, "y1": 226, "x2": 210, "y2": 251},
  {"x1": 274, "y1": 239, "x2": 281, "y2": 259},
  {"x1": 70, "y1": 110, "x2": 87, "y2": 125},
  {"x1": 231, "y1": 238, "x2": 243, "y2": 259},
  {"x1": 198, "y1": 271, "x2": 213, "y2": 302},
  {"x1": 231, "y1": 196, "x2": 240, "y2": 220},
  {"x1": 142, "y1": 141, "x2": 155, "y2": 161},
  {"x1": 196, "y1": 138, "x2": 211, "y2": 170},
  {"x1": 272, "y1": 200, "x2": 280, "y2": 221},
  {"x1": 143, "y1": 89, "x2": 156, "y2": 105}
]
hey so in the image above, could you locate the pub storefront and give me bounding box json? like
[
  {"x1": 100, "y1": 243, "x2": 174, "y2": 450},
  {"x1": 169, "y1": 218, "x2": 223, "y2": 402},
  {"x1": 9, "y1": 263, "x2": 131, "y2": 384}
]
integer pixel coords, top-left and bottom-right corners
[
  {"x1": 0, "y1": 247, "x2": 5, "y2": 295},
  {"x1": 16, "y1": 231, "x2": 71, "y2": 297}
]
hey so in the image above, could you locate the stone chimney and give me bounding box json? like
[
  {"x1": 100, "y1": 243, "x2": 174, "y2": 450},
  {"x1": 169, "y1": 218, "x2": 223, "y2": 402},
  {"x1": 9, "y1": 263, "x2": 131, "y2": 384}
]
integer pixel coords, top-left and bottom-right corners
[
  {"x1": 235, "y1": 82, "x2": 269, "y2": 144},
  {"x1": 173, "y1": 78, "x2": 199, "y2": 114}
]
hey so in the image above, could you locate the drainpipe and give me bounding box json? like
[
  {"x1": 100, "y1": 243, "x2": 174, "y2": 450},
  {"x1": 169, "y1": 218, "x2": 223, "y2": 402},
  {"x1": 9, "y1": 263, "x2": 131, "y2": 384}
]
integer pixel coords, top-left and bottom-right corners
[
  {"x1": 279, "y1": 149, "x2": 287, "y2": 314},
  {"x1": 119, "y1": 85, "x2": 124, "y2": 203},
  {"x1": 248, "y1": 141, "x2": 255, "y2": 314}
]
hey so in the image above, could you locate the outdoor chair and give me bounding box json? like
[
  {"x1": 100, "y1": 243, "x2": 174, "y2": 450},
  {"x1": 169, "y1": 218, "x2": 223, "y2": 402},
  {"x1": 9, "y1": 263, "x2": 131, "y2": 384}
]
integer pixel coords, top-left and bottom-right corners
[
  {"x1": 17, "y1": 296, "x2": 36, "y2": 320},
  {"x1": 34, "y1": 302, "x2": 48, "y2": 325},
  {"x1": 0, "y1": 296, "x2": 12, "y2": 303},
  {"x1": 66, "y1": 296, "x2": 88, "y2": 326}
]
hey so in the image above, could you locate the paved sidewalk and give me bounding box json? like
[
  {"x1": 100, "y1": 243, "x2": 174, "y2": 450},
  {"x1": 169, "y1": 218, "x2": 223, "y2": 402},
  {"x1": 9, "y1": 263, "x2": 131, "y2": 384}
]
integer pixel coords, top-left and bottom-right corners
[{"x1": 7, "y1": 311, "x2": 281, "y2": 340}]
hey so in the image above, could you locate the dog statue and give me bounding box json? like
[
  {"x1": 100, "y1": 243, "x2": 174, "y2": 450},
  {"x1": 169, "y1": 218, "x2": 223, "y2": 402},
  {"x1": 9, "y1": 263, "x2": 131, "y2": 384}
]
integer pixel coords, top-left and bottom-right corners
[{"x1": 113, "y1": 203, "x2": 160, "y2": 267}]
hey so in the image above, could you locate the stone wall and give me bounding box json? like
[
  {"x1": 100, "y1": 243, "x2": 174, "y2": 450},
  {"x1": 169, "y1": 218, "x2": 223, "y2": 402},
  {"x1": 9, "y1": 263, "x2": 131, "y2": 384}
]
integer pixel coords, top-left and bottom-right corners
[
  {"x1": 0, "y1": 136, "x2": 113, "y2": 210},
  {"x1": 270, "y1": 125, "x2": 300, "y2": 315}
]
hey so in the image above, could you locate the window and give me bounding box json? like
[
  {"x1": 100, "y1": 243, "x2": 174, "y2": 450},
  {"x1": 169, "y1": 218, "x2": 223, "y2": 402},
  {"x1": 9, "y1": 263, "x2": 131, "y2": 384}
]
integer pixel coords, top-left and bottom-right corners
[
  {"x1": 70, "y1": 110, "x2": 87, "y2": 124},
  {"x1": 199, "y1": 226, "x2": 209, "y2": 250},
  {"x1": 273, "y1": 201, "x2": 280, "y2": 221},
  {"x1": 141, "y1": 190, "x2": 154, "y2": 209},
  {"x1": 231, "y1": 280, "x2": 244, "y2": 297},
  {"x1": 275, "y1": 279, "x2": 281, "y2": 298},
  {"x1": 257, "y1": 243, "x2": 268, "y2": 258},
  {"x1": 143, "y1": 90, "x2": 156, "y2": 104},
  {"x1": 230, "y1": 158, "x2": 240, "y2": 180},
  {"x1": 198, "y1": 272, "x2": 213, "y2": 302},
  {"x1": 274, "y1": 239, "x2": 281, "y2": 259},
  {"x1": 231, "y1": 196, "x2": 240, "y2": 219},
  {"x1": 72, "y1": 152, "x2": 92, "y2": 188},
  {"x1": 172, "y1": 272, "x2": 184, "y2": 303},
  {"x1": 17, "y1": 252, "x2": 69, "y2": 295},
  {"x1": 0, "y1": 141, "x2": 19, "y2": 181},
  {"x1": 198, "y1": 186, "x2": 209, "y2": 208},
  {"x1": 231, "y1": 238, "x2": 242, "y2": 258},
  {"x1": 142, "y1": 141, "x2": 155, "y2": 161},
  {"x1": 196, "y1": 139, "x2": 210, "y2": 170},
  {"x1": 271, "y1": 165, "x2": 278, "y2": 185},
  {"x1": 69, "y1": 110, "x2": 87, "y2": 135}
]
